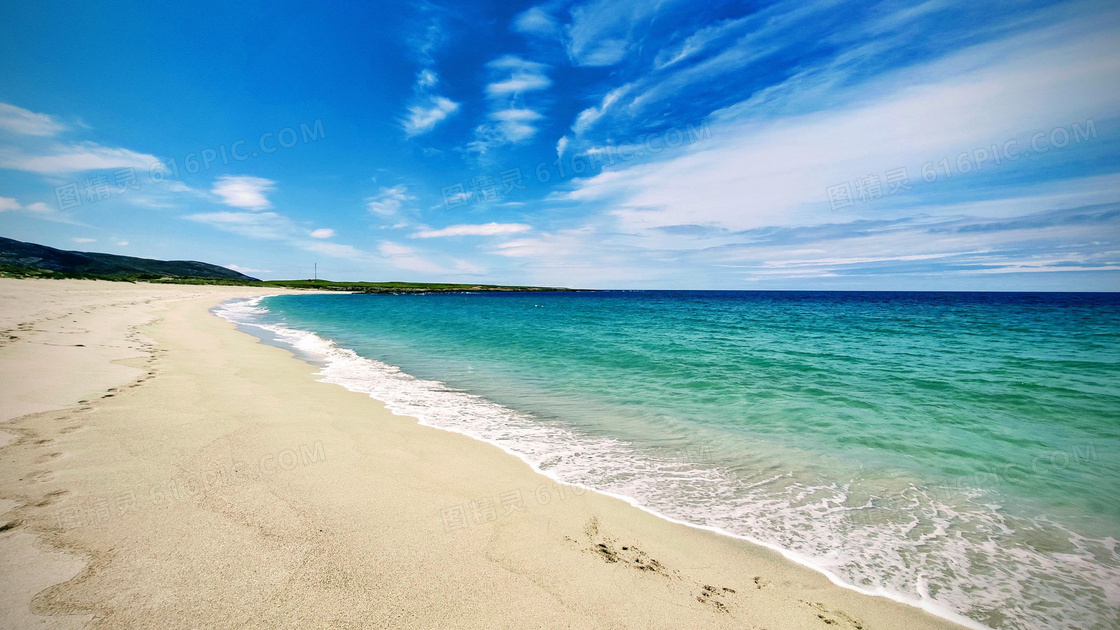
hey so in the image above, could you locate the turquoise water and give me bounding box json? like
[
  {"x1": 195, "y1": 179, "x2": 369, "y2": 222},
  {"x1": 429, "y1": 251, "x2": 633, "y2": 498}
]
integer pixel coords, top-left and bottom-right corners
[{"x1": 219, "y1": 291, "x2": 1120, "y2": 630}]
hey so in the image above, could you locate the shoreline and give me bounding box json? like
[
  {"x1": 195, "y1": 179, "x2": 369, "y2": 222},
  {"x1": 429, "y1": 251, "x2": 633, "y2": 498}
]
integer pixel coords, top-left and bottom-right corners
[
  {"x1": 221, "y1": 294, "x2": 986, "y2": 630},
  {"x1": 0, "y1": 279, "x2": 968, "y2": 629}
]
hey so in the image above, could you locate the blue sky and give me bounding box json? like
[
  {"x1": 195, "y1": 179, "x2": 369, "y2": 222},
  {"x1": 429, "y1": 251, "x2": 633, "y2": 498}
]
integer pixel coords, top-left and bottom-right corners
[{"x1": 0, "y1": 0, "x2": 1118, "y2": 290}]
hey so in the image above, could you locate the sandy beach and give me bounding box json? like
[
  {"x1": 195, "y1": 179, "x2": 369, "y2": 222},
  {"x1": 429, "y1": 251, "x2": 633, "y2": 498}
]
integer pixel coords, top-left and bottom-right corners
[{"x1": 0, "y1": 278, "x2": 967, "y2": 629}]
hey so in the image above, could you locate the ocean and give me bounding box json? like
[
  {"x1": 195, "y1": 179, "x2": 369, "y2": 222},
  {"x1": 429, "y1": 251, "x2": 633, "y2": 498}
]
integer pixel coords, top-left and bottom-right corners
[{"x1": 216, "y1": 290, "x2": 1120, "y2": 630}]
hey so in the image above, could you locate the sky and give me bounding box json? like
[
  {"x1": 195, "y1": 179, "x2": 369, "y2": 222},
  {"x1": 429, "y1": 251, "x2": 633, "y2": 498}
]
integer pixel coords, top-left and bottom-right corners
[{"x1": 0, "y1": 0, "x2": 1118, "y2": 290}]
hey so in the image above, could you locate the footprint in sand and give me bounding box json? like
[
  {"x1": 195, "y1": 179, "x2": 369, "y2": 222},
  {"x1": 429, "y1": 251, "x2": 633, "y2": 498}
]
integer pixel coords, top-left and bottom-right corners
[
  {"x1": 29, "y1": 470, "x2": 55, "y2": 483},
  {"x1": 804, "y1": 601, "x2": 865, "y2": 629},
  {"x1": 695, "y1": 584, "x2": 737, "y2": 614},
  {"x1": 582, "y1": 517, "x2": 675, "y2": 578},
  {"x1": 35, "y1": 489, "x2": 69, "y2": 507}
]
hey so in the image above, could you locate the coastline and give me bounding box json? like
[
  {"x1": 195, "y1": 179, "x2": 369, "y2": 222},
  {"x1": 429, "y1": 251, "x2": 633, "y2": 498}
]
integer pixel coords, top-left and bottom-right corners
[{"x1": 0, "y1": 279, "x2": 968, "y2": 629}]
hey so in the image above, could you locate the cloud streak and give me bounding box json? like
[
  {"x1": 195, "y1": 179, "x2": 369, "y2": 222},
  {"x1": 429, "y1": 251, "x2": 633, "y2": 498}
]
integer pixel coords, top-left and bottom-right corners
[
  {"x1": 412, "y1": 222, "x2": 531, "y2": 238},
  {"x1": 366, "y1": 185, "x2": 415, "y2": 217},
  {"x1": 0, "y1": 103, "x2": 67, "y2": 136},
  {"x1": 0, "y1": 142, "x2": 159, "y2": 174},
  {"x1": 211, "y1": 176, "x2": 276, "y2": 211}
]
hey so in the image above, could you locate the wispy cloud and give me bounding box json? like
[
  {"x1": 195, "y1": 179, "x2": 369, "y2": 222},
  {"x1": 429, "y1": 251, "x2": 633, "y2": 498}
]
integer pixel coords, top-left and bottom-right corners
[
  {"x1": 185, "y1": 211, "x2": 293, "y2": 240},
  {"x1": 565, "y1": 13, "x2": 1120, "y2": 234},
  {"x1": 401, "y1": 15, "x2": 460, "y2": 137},
  {"x1": 470, "y1": 56, "x2": 552, "y2": 153},
  {"x1": 378, "y1": 240, "x2": 484, "y2": 275},
  {"x1": 512, "y1": 5, "x2": 560, "y2": 37},
  {"x1": 366, "y1": 185, "x2": 415, "y2": 217},
  {"x1": 0, "y1": 197, "x2": 58, "y2": 215},
  {"x1": 484, "y1": 55, "x2": 552, "y2": 96},
  {"x1": 404, "y1": 89, "x2": 460, "y2": 137},
  {"x1": 309, "y1": 228, "x2": 335, "y2": 239},
  {"x1": 0, "y1": 103, "x2": 66, "y2": 136},
  {"x1": 413, "y1": 222, "x2": 531, "y2": 238},
  {"x1": 571, "y1": 84, "x2": 632, "y2": 136},
  {"x1": 565, "y1": 0, "x2": 680, "y2": 67},
  {"x1": 490, "y1": 226, "x2": 593, "y2": 258},
  {"x1": 652, "y1": 15, "x2": 751, "y2": 70},
  {"x1": 225, "y1": 263, "x2": 271, "y2": 274},
  {"x1": 187, "y1": 210, "x2": 378, "y2": 265},
  {"x1": 0, "y1": 142, "x2": 159, "y2": 174},
  {"x1": 211, "y1": 175, "x2": 276, "y2": 211}
]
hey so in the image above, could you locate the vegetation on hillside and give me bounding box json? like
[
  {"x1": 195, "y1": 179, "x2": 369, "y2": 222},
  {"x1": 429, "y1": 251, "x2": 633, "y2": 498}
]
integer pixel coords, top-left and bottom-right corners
[{"x1": 0, "y1": 265, "x2": 579, "y2": 293}]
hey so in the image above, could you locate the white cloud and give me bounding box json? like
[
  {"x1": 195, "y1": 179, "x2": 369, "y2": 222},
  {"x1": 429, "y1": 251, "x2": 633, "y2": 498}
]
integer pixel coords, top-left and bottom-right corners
[
  {"x1": 303, "y1": 241, "x2": 370, "y2": 260},
  {"x1": 0, "y1": 198, "x2": 53, "y2": 214},
  {"x1": 416, "y1": 69, "x2": 438, "y2": 89},
  {"x1": 211, "y1": 175, "x2": 276, "y2": 211},
  {"x1": 491, "y1": 108, "x2": 543, "y2": 142},
  {"x1": 402, "y1": 67, "x2": 460, "y2": 137},
  {"x1": 470, "y1": 109, "x2": 545, "y2": 152},
  {"x1": 72, "y1": 237, "x2": 95, "y2": 243},
  {"x1": 565, "y1": 0, "x2": 681, "y2": 67},
  {"x1": 484, "y1": 56, "x2": 551, "y2": 96},
  {"x1": 413, "y1": 222, "x2": 532, "y2": 238},
  {"x1": 490, "y1": 227, "x2": 594, "y2": 258},
  {"x1": 513, "y1": 6, "x2": 559, "y2": 37},
  {"x1": 225, "y1": 264, "x2": 270, "y2": 274},
  {"x1": 404, "y1": 95, "x2": 460, "y2": 137},
  {"x1": 556, "y1": 135, "x2": 570, "y2": 158},
  {"x1": 571, "y1": 84, "x2": 632, "y2": 136},
  {"x1": 366, "y1": 185, "x2": 415, "y2": 216},
  {"x1": 379, "y1": 241, "x2": 414, "y2": 257},
  {"x1": 187, "y1": 195, "x2": 414, "y2": 269},
  {"x1": 187, "y1": 209, "x2": 380, "y2": 264},
  {"x1": 399, "y1": 13, "x2": 459, "y2": 137},
  {"x1": 185, "y1": 211, "x2": 293, "y2": 240},
  {"x1": 652, "y1": 17, "x2": 749, "y2": 69},
  {"x1": 117, "y1": 241, "x2": 129, "y2": 246},
  {"x1": 373, "y1": 241, "x2": 485, "y2": 275},
  {"x1": 0, "y1": 103, "x2": 66, "y2": 136},
  {"x1": 0, "y1": 142, "x2": 159, "y2": 174},
  {"x1": 378, "y1": 241, "x2": 448, "y2": 273},
  {"x1": 470, "y1": 56, "x2": 552, "y2": 152}
]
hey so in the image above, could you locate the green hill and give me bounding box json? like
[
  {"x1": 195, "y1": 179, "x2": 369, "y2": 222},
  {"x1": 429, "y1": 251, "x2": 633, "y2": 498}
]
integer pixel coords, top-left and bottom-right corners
[
  {"x1": 0, "y1": 236, "x2": 258, "y2": 281},
  {"x1": 0, "y1": 236, "x2": 582, "y2": 292}
]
